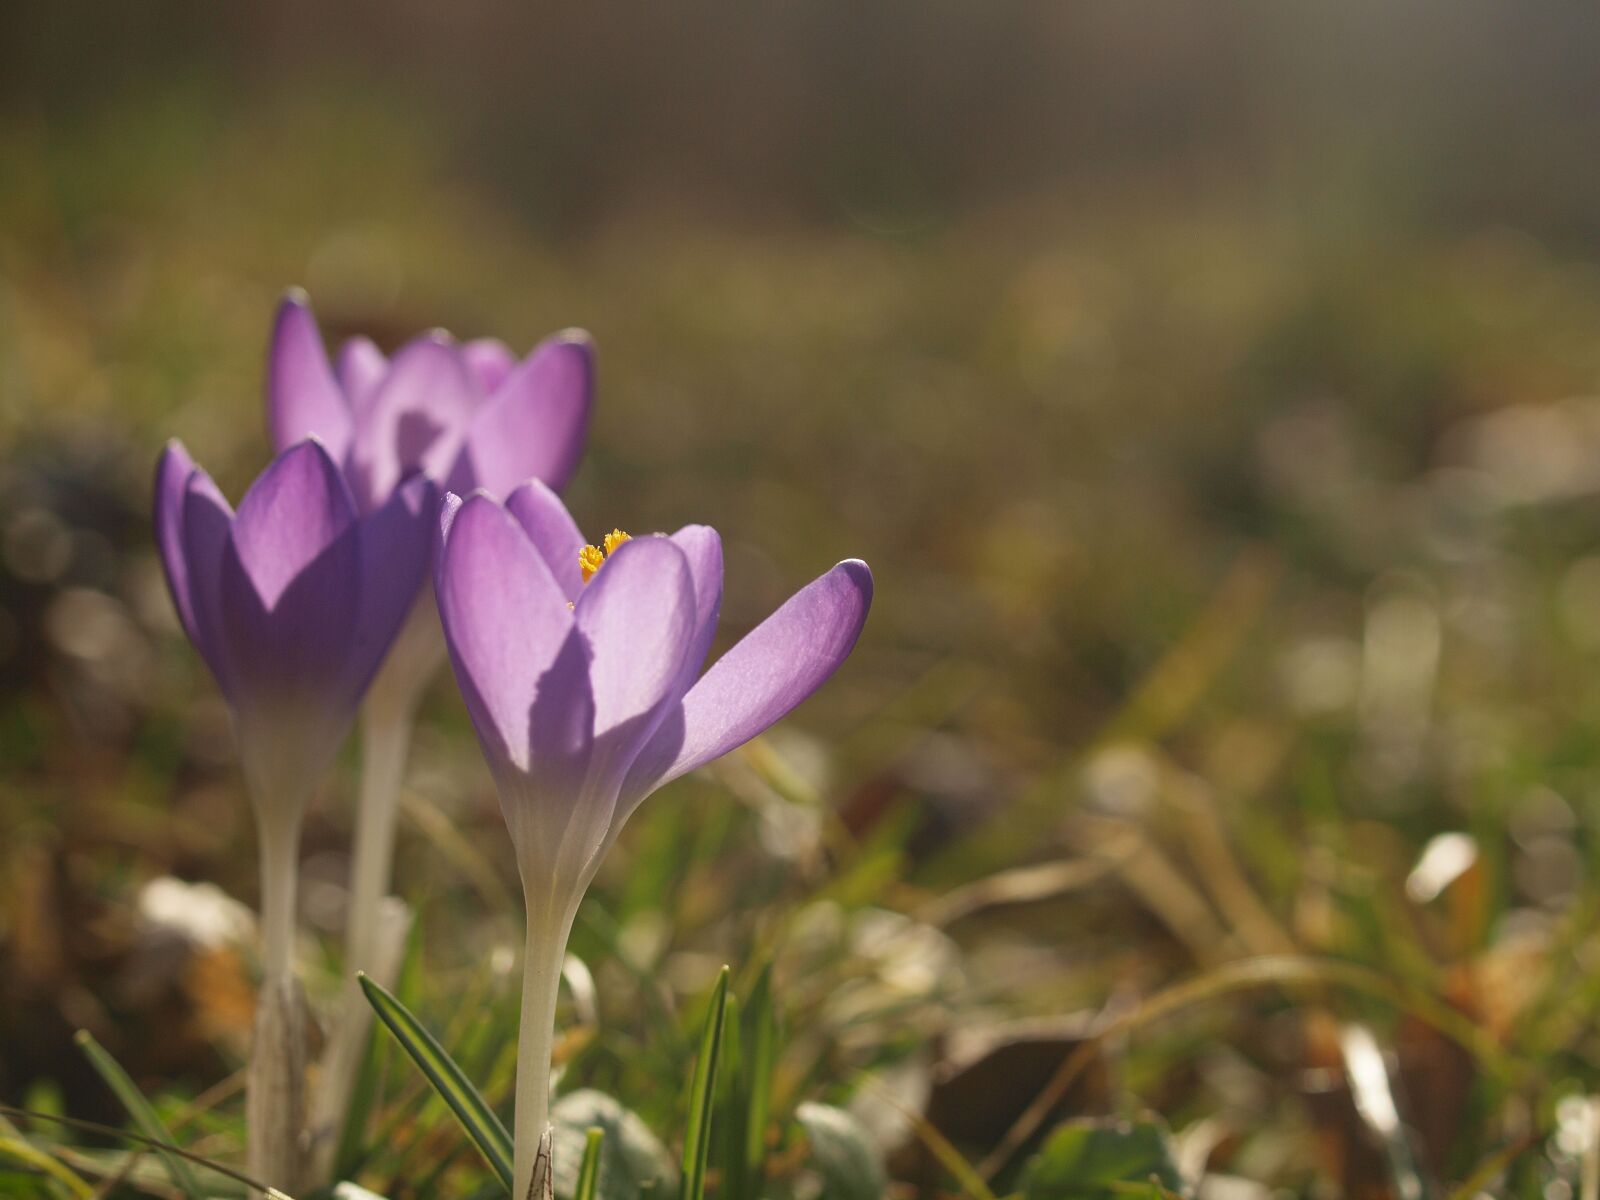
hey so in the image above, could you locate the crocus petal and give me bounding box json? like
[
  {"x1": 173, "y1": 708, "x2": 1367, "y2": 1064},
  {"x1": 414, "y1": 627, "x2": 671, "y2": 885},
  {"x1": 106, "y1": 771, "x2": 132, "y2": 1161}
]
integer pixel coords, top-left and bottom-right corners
[
  {"x1": 435, "y1": 493, "x2": 576, "y2": 771},
  {"x1": 464, "y1": 338, "x2": 516, "y2": 395},
  {"x1": 574, "y1": 535, "x2": 696, "y2": 746},
  {"x1": 454, "y1": 333, "x2": 594, "y2": 497},
  {"x1": 561, "y1": 535, "x2": 695, "y2": 891},
  {"x1": 347, "y1": 336, "x2": 478, "y2": 512},
  {"x1": 336, "y1": 336, "x2": 389, "y2": 415},
  {"x1": 347, "y1": 474, "x2": 439, "y2": 706},
  {"x1": 505, "y1": 478, "x2": 587, "y2": 601},
  {"x1": 177, "y1": 464, "x2": 237, "y2": 697},
  {"x1": 266, "y1": 291, "x2": 351, "y2": 460},
  {"x1": 669, "y1": 525, "x2": 723, "y2": 690},
  {"x1": 218, "y1": 440, "x2": 362, "y2": 711},
  {"x1": 621, "y1": 559, "x2": 873, "y2": 807},
  {"x1": 154, "y1": 440, "x2": 203, "y2": 645}
]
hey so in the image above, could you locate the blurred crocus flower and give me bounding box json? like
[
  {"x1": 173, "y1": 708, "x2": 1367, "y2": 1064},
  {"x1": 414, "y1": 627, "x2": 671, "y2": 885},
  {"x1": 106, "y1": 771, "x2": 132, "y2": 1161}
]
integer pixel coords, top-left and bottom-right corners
[
  {"x1": 153, "y1": 436, "x2": 434, "y2": 1188},
  {"x1": 265, "y1": 291, "x2": 595, "y2": 1169},
  {"x1": 265, "y1": 290, "x2": 594, "y2": 708},
  {"x1": 435, "y1": 480, "x2": 872, "y2": 1198},
  {"x1": 268, "y1": 289, "x2": 593, "y2": 513}
]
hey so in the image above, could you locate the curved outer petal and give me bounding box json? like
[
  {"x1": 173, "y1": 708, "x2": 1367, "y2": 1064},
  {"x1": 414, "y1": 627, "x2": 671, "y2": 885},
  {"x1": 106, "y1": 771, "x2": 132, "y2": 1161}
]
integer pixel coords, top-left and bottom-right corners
[
  {"x1": 336, "y1": 336, "x2": 389, "y2": 416},
  {"x1": 347, "y1": 336, "x2": 479, "y2": 512},
  {"x1": 453, "y1": 332, "x2": 594, "y2": 497},
  {"x1": 619, "y1": 559, "x2": 873, "y2": 815},
  {"x1": 668, "y1": 526, "x2": 722, "y2": 692},
  {"x1": 504, "y1": 478, "x2": 587, "y2": 601},
  {"x1": 434, "y1": 493, "x2": 579, "y2": 773},
  {"x1": 218, "y1": 441, "x2": 363, "y2": 716},
  {"x1": 266, "y1": 291, "x2": 352, "y2": 459},
  {"x1": 463, "y1": 338, "x2": 516, "y2": 395},
  {"x1": 347, "y1": 474, "x2": 439, "y2": 706},
  {"x1": 154, "y1": 440, "x2": 204, "y2": 647},
  {"x1": 156, "y1": 450, "x2": 236, "y2": 697}
]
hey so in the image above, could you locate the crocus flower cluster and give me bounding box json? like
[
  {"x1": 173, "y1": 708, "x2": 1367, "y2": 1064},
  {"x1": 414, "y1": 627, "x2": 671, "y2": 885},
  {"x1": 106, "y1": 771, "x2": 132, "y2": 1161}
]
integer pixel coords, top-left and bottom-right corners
[
  {"x1": 153, "y1": 291, "x2": 872, "y2": 1195},
  {"x1": 265, "y1": 293, "x2": 596, "y2": 1161}
]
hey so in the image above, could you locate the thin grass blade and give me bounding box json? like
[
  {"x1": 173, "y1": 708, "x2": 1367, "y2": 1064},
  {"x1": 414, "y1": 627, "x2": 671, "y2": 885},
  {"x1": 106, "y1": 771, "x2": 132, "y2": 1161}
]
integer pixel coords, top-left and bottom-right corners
[
  {"x1": 741, "y1": 962, "x2": 777, "y2": 1188},
  {"x1": 74, "y1": 1030, "x2": 203, "y2": 1200},
  {"x1": 575, "y1": 1126, "x2": 605, "y2": 1200},
  {"x1": 718, "y1": 995, "x2": 746, "y2": 1200},
  {"x1": 680, "y1": 966, "x2": 732, "y2": 1200},
  {"x1": 359, "y1": 971, "x2": 514, "y2": 1192}
]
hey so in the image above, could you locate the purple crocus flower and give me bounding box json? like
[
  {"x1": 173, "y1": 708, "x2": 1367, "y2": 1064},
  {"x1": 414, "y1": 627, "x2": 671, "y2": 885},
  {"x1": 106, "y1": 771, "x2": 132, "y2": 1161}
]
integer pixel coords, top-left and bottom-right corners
[
  {"x1": 266, "y1": 289, "x2": 593, "y2": 512},
  {"x1": 433, "y1": 479, "x2": 872, "y2": 1198},
  {"x1": 153, "y1": 436, "x2": 435, "y2": 1188},
  {"x1": 154, "y1": 437, "x2": 435, "y2": 816}
]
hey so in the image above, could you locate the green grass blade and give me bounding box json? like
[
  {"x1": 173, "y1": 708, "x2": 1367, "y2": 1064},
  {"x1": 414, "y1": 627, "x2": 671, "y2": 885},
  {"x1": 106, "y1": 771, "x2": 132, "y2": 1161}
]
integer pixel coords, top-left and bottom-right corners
[
  {"x1": 680, "y1": 966, "x2": 732, "y2": 1200},
  {"x1": 575, "y1": 1126, "x2": 605, "y2": 1200},
  {"x1": 74, "y1": 1030, "x2": 203, "y2": 1200},
  {"x1": 718, "y1": 995, "x2": 746, "y2": 1200},
  {"x1": 741, "y1": 962, "x2": 777, "y2": 1187},
  {"x1": 359, "y1": 971, "x2": 515, "y2": 1193}
]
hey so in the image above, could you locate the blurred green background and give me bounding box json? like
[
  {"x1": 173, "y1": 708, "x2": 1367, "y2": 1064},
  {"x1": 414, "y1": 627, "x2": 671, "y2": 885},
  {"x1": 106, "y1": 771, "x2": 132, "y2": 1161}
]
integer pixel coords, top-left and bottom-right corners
[{"x1": 7, "y1": 3, "x2": 1600, "y2": 1195}]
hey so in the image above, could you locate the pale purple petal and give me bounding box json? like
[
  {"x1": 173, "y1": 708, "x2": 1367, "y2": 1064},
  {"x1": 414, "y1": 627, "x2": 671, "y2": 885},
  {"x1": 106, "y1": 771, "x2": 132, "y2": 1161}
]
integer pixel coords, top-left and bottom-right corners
[
  {"x1": 668, "y1": 525, "x2": 722, "y2": 689},
  {"x1": 266, "y1": 291, "x2": 352, "y2": 459},
  {"x1": 218, "y1": 440, "x2": 361, "y2": 711},
  {"x1": 621, "y1": 559, "x2": 872, "y2": 804},
  {"x1": 464, "y1": 338, "x2": 516, "y2": 395},
  {"x1": 347, "y1": 336, "x2": 478, "y2": 511},
  {"x1": 177, "y1": 464, "x2": 237, "y2": 697},
  {"x1": 435, "y1": 493, "x2": 576, "y2": 770},
  {"x1": 153, "y1": 440, "x2": 203, "y2": 645},
  {"x1": 562, "y1": 535, "x2": 695, "y2": 887},
  {"x1": 505, "y1": 478, "x2": 587, "y2": 600},
  {"x1": 336, "y1": 336, "x2": 389, "y2": 415},
  {"x1": 454, "y1": 333, "x2": 594, "y2": 497},
  {"x1": 574, "y1": 535, "x2": 696, "y2": 744},
  {"x1": 347, "y1": 474, "x2": 439, "y2": 705}
]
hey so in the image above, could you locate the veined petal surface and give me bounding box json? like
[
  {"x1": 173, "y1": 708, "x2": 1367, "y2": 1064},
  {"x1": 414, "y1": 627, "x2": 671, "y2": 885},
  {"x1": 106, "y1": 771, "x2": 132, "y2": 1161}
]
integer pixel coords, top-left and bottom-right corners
[{"x1": 621, "y1": 559, "x2": 872, "y2": 808}]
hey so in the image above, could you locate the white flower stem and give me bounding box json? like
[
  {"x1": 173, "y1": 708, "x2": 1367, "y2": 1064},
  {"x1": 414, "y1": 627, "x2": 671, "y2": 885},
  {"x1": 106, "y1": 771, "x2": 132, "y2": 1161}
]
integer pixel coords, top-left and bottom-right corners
[
  {"x1": 256, "y1": 807, "x2": 301, "y2": 992},
  {"x1": 249, "y1": 806, "x2": 306, "y2": 1190},
  {"x1": 514, "y1": 897, "x2": 576, "y2": 1200},
  {"x1": 311, "y1": 700, "x2": 415, "y2": 1179},
  {"x1": 347, "y1": 701, "x2": 413, "y2": 973}
]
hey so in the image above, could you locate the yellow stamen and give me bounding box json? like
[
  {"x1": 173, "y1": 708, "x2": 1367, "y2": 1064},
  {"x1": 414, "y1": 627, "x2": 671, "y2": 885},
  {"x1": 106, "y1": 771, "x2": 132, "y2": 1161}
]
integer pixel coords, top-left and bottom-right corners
[
  {"x1": 579, "y1": 529, "x2": 632, "y2": 583},
  {"x1": 578, "y1": 544, "x2": 605, "y2": 583}
]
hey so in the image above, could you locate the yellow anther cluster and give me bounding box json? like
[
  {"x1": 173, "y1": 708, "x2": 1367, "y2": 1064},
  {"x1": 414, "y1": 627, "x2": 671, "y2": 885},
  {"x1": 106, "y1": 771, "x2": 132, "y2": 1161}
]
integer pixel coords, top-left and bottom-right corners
[{"x1": 579, "y1": 529, "x2": 632, "y2": 583}]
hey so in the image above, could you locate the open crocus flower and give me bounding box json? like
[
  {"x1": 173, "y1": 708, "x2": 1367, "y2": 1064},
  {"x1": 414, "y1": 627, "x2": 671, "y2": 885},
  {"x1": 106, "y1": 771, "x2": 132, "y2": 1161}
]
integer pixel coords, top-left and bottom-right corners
[
  {"x1": 434, "y1": 480, "x2": 872, "y2": 1199},
  {"x1": 265, "y1": 291, "x2": 595, "y2": 1167},
  {"x1": 153, "y1": 436, "x2": 434, "y2": 1188}
]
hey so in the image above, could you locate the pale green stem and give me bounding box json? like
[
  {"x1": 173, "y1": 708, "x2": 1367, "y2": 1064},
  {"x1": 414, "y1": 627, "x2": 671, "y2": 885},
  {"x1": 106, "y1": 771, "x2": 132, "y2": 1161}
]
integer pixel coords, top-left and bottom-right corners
[
  {"x1": 249, "y1": 804, "x2": 306, "y2": 1189},
  {"x1": 311, "y1": 703, "x2": 414, "y2": 1161},
  {"x1": 256, "y1": 807, "x2": 302, "y2": 988},
  {"x1": 514, "y1": 896, "x2": 577, "y2": 1200},
  {"x1": 346, "y1": 701, "x2": 413, "y2": 972}
]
